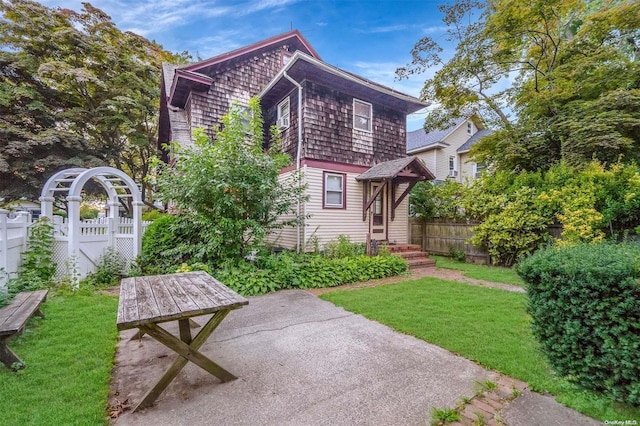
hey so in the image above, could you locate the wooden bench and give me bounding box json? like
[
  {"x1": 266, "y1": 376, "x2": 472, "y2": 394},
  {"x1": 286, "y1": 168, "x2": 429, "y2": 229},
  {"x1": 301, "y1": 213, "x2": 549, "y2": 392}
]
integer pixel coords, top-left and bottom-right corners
[{"x1": 0, "y1": 290, "x2": 48, "y2": 370}]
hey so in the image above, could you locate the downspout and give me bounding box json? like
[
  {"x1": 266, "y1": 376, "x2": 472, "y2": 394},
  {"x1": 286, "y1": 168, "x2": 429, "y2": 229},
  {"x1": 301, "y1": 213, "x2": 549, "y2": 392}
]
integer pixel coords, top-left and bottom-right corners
[{"x1": 283, "y1": 71, "x2": 303, "y2": 253}]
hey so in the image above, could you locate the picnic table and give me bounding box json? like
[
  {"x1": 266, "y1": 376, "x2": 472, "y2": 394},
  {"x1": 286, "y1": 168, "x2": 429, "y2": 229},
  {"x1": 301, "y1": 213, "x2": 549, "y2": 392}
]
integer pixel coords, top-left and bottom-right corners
[{"x1": 117, "y1": 271, "x2": 248, "y2": 412}]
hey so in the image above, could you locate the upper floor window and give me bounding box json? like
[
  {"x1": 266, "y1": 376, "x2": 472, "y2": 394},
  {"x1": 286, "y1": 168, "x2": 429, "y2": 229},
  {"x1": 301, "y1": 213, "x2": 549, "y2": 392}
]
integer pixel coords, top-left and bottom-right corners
[
  {"x1": 467, "y1": 121, "x2": 473, "y2": 134},
  {"x1": 282, "y1": 51, "x2": 292, "y2": 65},
  {"x1": 474, "y1": 162, "x2": 486, "y2": 178},
  {"x1": 324, "y1": 172, "x2": 345, "y2": 209},
  {"x1": 277, "y1": 98, "x2": 290, "y2": 129},
  {"x1": 353, "y1": 99, "x2": 372, "y2": 132}
]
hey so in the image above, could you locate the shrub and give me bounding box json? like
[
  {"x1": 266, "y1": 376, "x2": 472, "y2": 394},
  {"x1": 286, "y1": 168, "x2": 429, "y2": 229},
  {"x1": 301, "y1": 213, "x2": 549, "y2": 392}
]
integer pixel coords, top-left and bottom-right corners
[
  {"x1": 138, "y1": 214, "x2": 203, "y2": 274},
  {"x1": 212, "y1": 252, "x2": 408, "y2": 296},
  {"x1": 323, "y1": 235, "x2": 365, "y2": 258},
  {"x1": 6, "y1": 218, "x2": 55, "y2": 298},
  {"x1": 517, "y1": 243, "x2": 640, "y2": 405},
  {"x1": 142, "y1": 209, "x2": 164, "y2": 222},
  {"x1": 81, "y1": 247, "x2": 126, "y2": 288}
]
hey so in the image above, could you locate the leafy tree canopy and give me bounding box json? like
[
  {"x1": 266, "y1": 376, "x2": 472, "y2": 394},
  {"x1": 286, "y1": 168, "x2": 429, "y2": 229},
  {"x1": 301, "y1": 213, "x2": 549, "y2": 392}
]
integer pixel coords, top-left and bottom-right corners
[
  {"x1": 0, "y1": 0, "x2": 188, "y2": 201},
  {"x1": 399, "y1": 0, "x2": 640, "y2": 171}
]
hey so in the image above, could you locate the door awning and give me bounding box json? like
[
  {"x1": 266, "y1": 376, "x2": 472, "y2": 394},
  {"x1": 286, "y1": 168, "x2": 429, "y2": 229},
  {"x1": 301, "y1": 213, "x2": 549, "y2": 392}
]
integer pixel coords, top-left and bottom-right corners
[{"x1": 356, "y1": 156, "x2": 435, "y2": 221}]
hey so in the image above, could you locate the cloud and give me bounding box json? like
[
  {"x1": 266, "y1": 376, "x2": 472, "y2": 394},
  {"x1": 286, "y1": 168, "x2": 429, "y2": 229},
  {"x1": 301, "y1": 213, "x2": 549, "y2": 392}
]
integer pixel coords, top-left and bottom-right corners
[{"x1": 351, "y1": 61, "x2": 429, "y2": 98}]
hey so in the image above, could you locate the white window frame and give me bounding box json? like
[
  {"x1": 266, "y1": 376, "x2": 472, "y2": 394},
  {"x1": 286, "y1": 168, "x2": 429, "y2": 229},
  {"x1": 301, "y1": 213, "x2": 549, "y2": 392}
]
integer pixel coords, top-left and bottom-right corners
[
  {"x1": 324, "y1": 172, "x2": 345, "y2": 209},
  {"x1": 473, "y1": 162, "x2": 486, "y2": 178},
  {"x1": 353, "y1": 99, "x2": 372, "y2": 133},
  {"x1": 277, "y1": 97, "x2": 290, "y2": 129},
  {"x1": 448, "y1": 155, "x2": 458, "y2": 177}
]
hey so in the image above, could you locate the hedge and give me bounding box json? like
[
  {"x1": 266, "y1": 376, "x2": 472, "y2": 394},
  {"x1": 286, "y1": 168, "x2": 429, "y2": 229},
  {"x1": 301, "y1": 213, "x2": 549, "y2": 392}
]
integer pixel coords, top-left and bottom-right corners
[{"x1": 517, "y1": 243, "x2": 640, "y2": 405}]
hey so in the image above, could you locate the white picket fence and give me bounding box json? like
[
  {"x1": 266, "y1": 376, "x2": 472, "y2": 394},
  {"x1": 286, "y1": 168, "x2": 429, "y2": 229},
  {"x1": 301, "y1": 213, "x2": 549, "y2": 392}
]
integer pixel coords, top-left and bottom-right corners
[{"x1": 0, "y1": 210, "x2": 150, "y2": 289}]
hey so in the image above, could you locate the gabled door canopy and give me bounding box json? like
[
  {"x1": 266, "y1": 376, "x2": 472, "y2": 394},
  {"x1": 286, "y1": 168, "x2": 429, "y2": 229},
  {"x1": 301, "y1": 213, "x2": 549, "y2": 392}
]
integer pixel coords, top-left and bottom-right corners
[{"x1": 356, "y1": 156, "x2": 435, "y2": 221}]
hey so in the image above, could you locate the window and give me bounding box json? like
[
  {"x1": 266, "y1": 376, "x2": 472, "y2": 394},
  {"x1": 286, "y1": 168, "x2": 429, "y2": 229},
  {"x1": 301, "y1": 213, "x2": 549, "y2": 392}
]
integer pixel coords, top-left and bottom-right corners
[
  {"x1": 324, "y1": 172, "x2": 345, "y2": 209},
  {"x1": 277, "y1": 98, "x2": 290, "y2": 129},
  {"x1": 353, "y1": 99, "x2": 372, "y2": 132},
  {"x1": 282, "y1": 51, "x2": 292, "y2": 65},
  {"x1": 448, "y1": 155, "x2": 458, "y2": 177},
  {"x1": 467, "y1": 121, "x2": 472, "y2": 134},
  {"x1": 473, "y1": 162, "x2": 486, "y2": 178}
]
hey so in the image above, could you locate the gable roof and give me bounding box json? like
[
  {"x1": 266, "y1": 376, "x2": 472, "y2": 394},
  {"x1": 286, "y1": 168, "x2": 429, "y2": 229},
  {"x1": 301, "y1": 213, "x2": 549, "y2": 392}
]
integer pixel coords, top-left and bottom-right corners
[
  {"x1": 355, "y1": 156, "x2": 435, "y2": 182},
  {"x1": 183, "y1": 30, "x2": 320, "y2": 75},
  {"x1": 406, "y1": 118, "x2": 466, "y2": 153},
  {"x1": 457, "y1": 129, "x2": 493, "y2": 153},
  {"x1": 166, "y1": 30, "x2": 320, "y2": 108},
  {"x1": 260, "y1": 51, "x2": 427, "y2": 114}
]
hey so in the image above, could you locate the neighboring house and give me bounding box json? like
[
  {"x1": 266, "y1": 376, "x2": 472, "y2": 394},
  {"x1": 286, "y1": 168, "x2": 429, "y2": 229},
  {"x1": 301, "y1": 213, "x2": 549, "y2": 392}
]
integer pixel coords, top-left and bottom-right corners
[
  {"x1": 159, "y1": 30, "x2": 433, "y2": 251},
  {"x1": 407, "y1": 116, "x2": 492, "y2": 182}
]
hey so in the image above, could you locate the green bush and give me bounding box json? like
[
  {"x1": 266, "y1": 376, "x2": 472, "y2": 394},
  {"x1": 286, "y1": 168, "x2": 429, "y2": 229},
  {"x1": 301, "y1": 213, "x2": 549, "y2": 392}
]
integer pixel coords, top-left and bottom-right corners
[
  {"x1": 138, "y1": 214, "x2": 204, "y2": 274},
  {"x1": 517, "y1": 243, "x2": 640, "y2": 405},
  {"x1": 142, "y1": 209, "x2": 164, "y2": 222},
  {"x1": 5, "y1": 218, "x2": 55, "y2": 301},
  {"x1": 81, "y1": 247, "x2": 126, "y2": 289},
  {"x1": 323, "y1": 235, "x2": 365, "y2": 258},
  {"x1": 212, "y1": 252, "x2": 408, "y2": 296}
]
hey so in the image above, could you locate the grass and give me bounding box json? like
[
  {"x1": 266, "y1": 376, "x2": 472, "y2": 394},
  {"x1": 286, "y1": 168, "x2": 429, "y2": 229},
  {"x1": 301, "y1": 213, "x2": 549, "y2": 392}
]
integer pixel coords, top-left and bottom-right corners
[
  {"x1": 432, "y1": 255, "x2": 525, "y2": 286},
  {"x1": 0, "y1": 291, "x2": 119, "y2": 426},
  {"x1": 320, "y1": 278, "x2": 640, "y2": 422}
]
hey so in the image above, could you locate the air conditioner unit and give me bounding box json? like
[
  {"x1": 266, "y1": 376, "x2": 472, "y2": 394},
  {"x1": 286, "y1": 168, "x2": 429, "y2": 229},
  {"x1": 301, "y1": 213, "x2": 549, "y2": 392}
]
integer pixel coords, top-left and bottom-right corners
[
  {"x1": 277, "y1": 116, "x2": 290, "y2": 129},
  {"x1": 448, "y1": 170, "x2": 458, "y2": 178}
]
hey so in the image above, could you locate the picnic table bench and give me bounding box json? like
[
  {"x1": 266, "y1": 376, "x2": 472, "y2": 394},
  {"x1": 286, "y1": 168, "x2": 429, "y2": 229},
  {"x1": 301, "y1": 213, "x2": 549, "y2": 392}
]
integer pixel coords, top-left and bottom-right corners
[
  {"x1": 117, "y1": 271, "x2": 248, "y2": 412},
  {"x1": 0, "y1": 289, "x2": 48, "y2": 370}
]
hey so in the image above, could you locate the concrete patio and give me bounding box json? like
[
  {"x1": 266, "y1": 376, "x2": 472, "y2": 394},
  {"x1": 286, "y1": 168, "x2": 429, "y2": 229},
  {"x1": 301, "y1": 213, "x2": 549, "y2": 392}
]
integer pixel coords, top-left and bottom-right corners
[{"x1": 110, "y1": 290, "x2": 600, "y2": 426}]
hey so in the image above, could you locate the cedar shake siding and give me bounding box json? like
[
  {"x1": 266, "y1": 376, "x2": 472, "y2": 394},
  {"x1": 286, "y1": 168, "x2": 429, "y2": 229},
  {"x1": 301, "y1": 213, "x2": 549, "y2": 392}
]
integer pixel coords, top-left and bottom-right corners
[
  {"x1": 189, "y1": 48, "x2": 289, "y2": 141},
  {"x1": 264, "y1": 80, "x2": 408, "y2": 165},
  {"x1": 301, "y1": 81, "x2": 406, "y2": 165}
]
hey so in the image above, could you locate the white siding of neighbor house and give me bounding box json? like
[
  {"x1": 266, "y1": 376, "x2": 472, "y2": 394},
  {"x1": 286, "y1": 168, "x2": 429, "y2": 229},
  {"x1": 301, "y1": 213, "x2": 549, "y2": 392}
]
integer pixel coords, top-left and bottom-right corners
[
  {"x1": 268, "y1": 165, "x2": 410, "y2": 251},
  {"x1": 411, "y1": 119, "x2": 477, "y2": 182},
  {"x1": 414, "y1": 149, "x2": 438, "y2": 179},
  {"x1": 459, "y1": 152, "x2": 477, "y2": 182}
]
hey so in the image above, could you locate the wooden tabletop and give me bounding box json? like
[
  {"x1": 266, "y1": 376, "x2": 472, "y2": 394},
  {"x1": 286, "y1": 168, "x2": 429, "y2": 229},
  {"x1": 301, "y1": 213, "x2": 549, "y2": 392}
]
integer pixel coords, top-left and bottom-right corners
[{"x1": 117, "y1": 271, "x2": 248, "y2": 331}]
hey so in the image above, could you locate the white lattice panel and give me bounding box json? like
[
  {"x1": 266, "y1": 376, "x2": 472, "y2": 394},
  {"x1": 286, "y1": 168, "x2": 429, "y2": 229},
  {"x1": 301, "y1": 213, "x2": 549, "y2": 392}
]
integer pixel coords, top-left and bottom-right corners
[
  {"x1": 116, "y1": 237, "x2": 134, "y2": 274},
  {"x1": 52, "y1": 240, "x2": 68, "y2": 280}
]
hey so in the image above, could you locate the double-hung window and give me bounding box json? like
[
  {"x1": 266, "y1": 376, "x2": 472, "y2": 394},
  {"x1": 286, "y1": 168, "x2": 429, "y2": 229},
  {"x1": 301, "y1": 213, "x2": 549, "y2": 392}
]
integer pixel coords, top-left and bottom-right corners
[
  {"x1": 353, "y1": 99, "x2": 372, "y2": 132},
  {"x1": 277, "y1": 98, "x2": 290, "y2": 129},
  {"x1": 324, "y1": 172, "x2": 345, "y2": 209},
  {"x1": 448, "y1": 155, "x2": 458, "y2": 177}
]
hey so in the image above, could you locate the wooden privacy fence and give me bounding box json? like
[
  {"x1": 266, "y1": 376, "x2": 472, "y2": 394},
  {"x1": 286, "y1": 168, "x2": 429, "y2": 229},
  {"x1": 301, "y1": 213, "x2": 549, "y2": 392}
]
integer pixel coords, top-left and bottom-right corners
[{"x1": 409, "y1": 218, "x2": 562, "y2": 264}]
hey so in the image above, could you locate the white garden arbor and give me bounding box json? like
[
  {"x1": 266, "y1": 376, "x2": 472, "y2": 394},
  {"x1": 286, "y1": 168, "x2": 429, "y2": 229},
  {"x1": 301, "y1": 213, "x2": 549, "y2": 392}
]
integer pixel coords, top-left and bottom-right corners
[{"x1": 39, "y1": 167, "x2": 144, "y2": 282}]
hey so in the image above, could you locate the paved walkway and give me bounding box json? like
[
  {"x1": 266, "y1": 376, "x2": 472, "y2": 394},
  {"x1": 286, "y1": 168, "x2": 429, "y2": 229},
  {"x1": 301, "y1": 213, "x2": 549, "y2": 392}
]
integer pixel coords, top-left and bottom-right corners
[{"x1": 110, "y1": 271, "x2": 601, "y2": 425}]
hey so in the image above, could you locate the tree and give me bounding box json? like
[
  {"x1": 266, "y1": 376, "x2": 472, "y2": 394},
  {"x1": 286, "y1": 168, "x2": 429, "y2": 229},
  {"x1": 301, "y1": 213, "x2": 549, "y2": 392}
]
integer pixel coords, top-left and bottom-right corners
[
  {"x1": 153, "y1": 98, "x2": 306, "y2": 263},
  {"x1": 0, "y1": 0, "x2": 188, "y2": 201},
  {"x1": 399, "y1": 0, "x2": 640, "y2": 171}
]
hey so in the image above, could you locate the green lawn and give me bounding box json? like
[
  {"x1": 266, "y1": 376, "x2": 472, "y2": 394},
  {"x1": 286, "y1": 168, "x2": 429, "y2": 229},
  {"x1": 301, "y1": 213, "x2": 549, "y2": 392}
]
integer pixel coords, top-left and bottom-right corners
[
  {"x1": 432, "y1": 255, "x2": 525, "y2": 286},
  {"x1": 321, "y1": 278, "x2": 640, "y2": 422},
  {"x1": 0, "y1": 292, "x2": 118, "y2": 426}
]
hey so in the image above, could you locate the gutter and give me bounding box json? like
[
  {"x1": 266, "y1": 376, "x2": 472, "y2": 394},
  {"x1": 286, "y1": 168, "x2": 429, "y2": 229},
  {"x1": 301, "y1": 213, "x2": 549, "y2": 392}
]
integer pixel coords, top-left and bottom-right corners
[{"x1": 283, "y1": 71, "x2": 303, "y2": 253}]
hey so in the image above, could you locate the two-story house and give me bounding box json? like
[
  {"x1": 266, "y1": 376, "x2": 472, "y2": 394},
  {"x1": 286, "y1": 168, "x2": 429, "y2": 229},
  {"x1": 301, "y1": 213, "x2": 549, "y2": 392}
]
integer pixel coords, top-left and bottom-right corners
[
  {"x1": 407, "y1": 116, "x2": 492, "y2": 182},
  {"x1": 159, "y1": 30, "x2": 433, "y2": 251}
]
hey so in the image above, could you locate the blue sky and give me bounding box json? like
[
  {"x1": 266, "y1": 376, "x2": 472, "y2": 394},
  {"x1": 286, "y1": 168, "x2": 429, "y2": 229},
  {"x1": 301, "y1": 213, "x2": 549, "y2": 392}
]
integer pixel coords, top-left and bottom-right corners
[{"x1": 41, "y1": 0, "x2": 454, "y2": 130}]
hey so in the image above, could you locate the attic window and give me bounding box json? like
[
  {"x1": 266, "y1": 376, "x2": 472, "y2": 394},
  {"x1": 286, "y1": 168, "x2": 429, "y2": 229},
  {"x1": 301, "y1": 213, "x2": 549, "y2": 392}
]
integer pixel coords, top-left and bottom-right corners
[
  {"x1": 353, "y1": 99, "x2": 372, "y2": 133},
  {"x1": 467, "y1": 122, "x2": 472, "y2": 134},
  {"x1": 282, "y1": 51, "x2": 292, "y2": 65},
  {"x1": 277, "y1": 98, "x2": 290, "y2": 129}
]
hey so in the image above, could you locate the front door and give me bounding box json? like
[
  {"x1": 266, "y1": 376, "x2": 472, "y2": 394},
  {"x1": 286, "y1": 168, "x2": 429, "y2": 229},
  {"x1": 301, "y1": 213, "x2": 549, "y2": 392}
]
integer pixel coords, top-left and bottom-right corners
[{"x1": 369, "y1": 182, "x2": 387, "y2": 240}]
